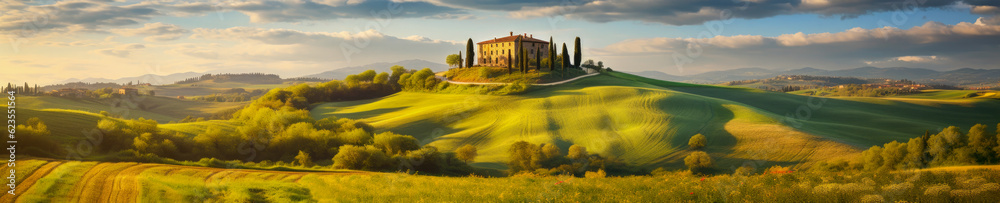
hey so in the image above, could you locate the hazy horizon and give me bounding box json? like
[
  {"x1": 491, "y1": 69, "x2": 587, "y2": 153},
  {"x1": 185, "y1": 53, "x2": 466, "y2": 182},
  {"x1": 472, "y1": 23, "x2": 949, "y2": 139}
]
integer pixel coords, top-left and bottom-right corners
[{"x1": 3, "y1": 0, "x2": 1000, "y2": 85}]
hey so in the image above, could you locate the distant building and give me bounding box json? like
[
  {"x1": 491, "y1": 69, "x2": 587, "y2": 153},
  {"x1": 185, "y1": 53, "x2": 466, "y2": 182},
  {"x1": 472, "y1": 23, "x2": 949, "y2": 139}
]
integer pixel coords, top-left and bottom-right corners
[
  {"x1": 476, "y1": 32, "x2": 550, "y2": 67},
  {"x1": 118, "y1": 87, "x2": 139, "y2": 95},
  {"x1": 51, "y1": 88, "x2": 87, "y2": 98}
]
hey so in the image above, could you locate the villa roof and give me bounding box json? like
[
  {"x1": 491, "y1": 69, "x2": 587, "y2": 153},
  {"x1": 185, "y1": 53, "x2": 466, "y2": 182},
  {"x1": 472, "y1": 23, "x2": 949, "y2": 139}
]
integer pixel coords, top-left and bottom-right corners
[{"x1": 477, "y1": 34, "x2": 548, "y2": 44}]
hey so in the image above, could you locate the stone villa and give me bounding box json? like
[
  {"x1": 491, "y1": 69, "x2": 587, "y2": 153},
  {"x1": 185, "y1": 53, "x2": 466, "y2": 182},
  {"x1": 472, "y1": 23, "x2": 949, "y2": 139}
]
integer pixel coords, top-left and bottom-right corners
[{"x1": 477, "y1": 32, "x2": 550, "y2": 67}]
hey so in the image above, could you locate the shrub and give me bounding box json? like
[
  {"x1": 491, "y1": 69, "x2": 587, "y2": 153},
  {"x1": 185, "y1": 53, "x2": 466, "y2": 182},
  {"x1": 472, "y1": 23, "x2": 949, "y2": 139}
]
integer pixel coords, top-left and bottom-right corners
[
  {"x1": 295, "y1": 150, "x2": 314, "y2": 167},
  {"x1": 585, "y1": 169, "x2": 606, "y2": 178},
  {"x1": 372, "y1": 132, "x2": 420, "y2": 155},
  {"x1": 455, "y1": 144, "x2": 478, "y2": 163},
  {"x1": 688, "y1": 134, "x2": 706, "y2": 149},
  {"x1": 332, "y1": 145, "x2": 391, "y2": 170},
  {"x1": 684, "y1": 151, "x2": 713, "y2": 173}
]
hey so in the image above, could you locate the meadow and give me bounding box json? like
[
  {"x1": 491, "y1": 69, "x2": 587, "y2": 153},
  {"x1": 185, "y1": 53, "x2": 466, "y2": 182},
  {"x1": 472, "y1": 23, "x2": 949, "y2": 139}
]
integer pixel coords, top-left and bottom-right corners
[
  {"x1": 312, "y1": 71, "x2": 1000, "y2": 170},
  {"x1": 4, "y1": 158, "x2": 1000, "y2": 202}
]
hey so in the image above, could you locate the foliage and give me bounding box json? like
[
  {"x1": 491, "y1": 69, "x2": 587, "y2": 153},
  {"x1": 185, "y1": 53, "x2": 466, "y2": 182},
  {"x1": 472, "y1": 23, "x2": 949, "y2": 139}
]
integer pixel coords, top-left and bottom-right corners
[
  {"x1": 684, "y1": 151, "x2": 713, "y2": 173},
  {"x1": 332, "y1": 145, "x2": 392, "y2": 170},
  {"x1": 466, "y1": 38, "x2": 474, "y2": 68},
  {"x1": 446, "y1": 54, "x2": 462, "y2": 68},
  {"x1": 840, "y1": 124, "x2": 1000, "y2": 172},
  {"x1": 688, "y1": 133, "x2": 707, "y2": 150},
  {"x1": 455, "y1": 144, "x2": 478, "y2": 163},
  {"x1": 295, "y1": 150, "x2": 314, "y2": 167},
  {"x1": 573, "y1": 37, "x2": 581, "y2": 68}
]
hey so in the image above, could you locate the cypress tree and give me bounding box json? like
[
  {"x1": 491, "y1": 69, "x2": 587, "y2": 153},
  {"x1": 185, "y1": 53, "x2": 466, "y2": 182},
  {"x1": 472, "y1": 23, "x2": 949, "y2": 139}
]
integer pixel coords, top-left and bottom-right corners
[
  {"x1": 507, "y1": 52, "x2": 512, "y2": 74},
  {"x1": 535, "y1": 49, "x2": 540, "y2": 71},
  {"x1": 458, "y1": 51, "x2": 463, "y2": 68},
  {"x1": 574, "y1": 37, "x2": 581, "y2": 68},
  {"x1": 466, "y1": 38, "x2": 474, "y2": 68},
  {"x1": 561, "y1": 43, "x2": 569, "y2": 73},
  {"x1": 549, "y1": 37, "x2": 555, "y2": 71}
]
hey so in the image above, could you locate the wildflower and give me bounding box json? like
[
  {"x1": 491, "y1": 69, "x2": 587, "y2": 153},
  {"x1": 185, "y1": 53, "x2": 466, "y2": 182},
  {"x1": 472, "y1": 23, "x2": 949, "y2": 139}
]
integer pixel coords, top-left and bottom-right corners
[{"x1": 700, "y1": 177, "x2": 705, "y2": 182}]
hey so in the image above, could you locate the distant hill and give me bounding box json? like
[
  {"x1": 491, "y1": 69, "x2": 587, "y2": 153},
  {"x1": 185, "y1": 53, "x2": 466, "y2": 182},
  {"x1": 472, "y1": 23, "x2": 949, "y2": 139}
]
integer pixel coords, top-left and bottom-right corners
[
  {"x1": 634, "y1": 67, "x2": 1000, "y2": 87},
  {"x1": 59, "y1": 71, "x2": 205, "y2": 86},
  {"x1": 301, "y1": 59, "x2": 449, "y2": 80},
  {"x1": 175, "y1": 73, "x2": 283, "y2": 84}
]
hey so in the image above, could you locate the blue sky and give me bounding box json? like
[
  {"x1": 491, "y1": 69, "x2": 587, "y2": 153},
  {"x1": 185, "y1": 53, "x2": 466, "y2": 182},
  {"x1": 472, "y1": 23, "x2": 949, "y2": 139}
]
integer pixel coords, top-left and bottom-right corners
[{"x1": 2, "y1": 0, "x2": 999, "y2": 85}]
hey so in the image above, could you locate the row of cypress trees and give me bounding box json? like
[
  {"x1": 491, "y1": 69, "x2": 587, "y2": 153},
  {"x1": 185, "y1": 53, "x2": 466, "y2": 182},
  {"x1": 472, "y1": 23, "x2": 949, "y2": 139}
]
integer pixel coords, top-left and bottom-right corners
[{"x1": 461, "y1": 35, "x2": 584, "y2": 76}]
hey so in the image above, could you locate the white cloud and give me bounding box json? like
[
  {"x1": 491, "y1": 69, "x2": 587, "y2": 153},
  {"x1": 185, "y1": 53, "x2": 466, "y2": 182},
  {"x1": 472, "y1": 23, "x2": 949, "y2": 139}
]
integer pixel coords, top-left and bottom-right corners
[
  {"x1": 112, "y1": 22, "x2": 189, "y2": 41},
  {"x1": 594, "y1": 20, "x2": 1000, "y2": 74}
]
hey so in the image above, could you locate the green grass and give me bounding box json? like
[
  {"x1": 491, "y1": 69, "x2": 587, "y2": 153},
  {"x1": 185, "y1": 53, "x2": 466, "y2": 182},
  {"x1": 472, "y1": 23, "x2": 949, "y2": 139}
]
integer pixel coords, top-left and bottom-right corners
[
  {"x1": 444, "y1": 66, "x2": 589, "y2": 84},
  {"x1": 11, "y1": 96, "x2": 245, "y2": 122},
  {"x1": 148, "y1": 80, "x2": 319, "y2": 97},
  {"x1": 311, "y1": 72, "x2": 1000, "y2": 170},
  {"x1": 12, "y1": 158, "x2": 1000, "y2": 202}
]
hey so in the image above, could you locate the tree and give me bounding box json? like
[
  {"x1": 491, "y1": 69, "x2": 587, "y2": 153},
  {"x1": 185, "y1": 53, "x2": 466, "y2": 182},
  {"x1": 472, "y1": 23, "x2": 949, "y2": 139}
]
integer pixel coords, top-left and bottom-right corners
[
  {"x1": 466, "y1": 38, "x2": 475, "y2": 68},
  {"x1": 373, "y1": 132, "x2": 420, "y2": 155},
  {"x1": 456, "y1": 144, "x2": 478, "y2": 163},
  {"x1": 561, "y1": 43, "x2": 569, "y2": 73},
  {"x1": 515, "y1": 37, "x2": 523, "y2": 73},
  {"x1": 567, "y1": 145, "x2": 587, "y2": 161},
  {"x1": 295, "y1": 150, "x2": 314, "y2": 167},
  {"x1": 541, "y1": 143, "x2": 561, "y2": 160},
  {"x1": 995, "y1": 123, "x2": 1000, "y2": 160},
  {"x1": 506, "y1": 52, "x2": 512, "y2": 74},
  {"x1": 903, "y1": 134, "x2": 928, "y2": 169},
  {"x1": 446, "y1": 54, "x2": 462, "y2": 68},
  {"x1": 458, "y1": 51, "x2": 463, "y2": 68},
  {"x1": 534, "y1": 48, "x2": 541, "y2": 71},
  {"x1": 688, "y1": 134, "x2": 706, "y2": 150},
  {"x1": 374, "y1": 72, "x2": 389, "y2": 85},
  {"x1": 389, "y1": 65, "x2": 407, "y2": 85},
  {"x1": 332, "y1": 145, "x2": 391, "y2": 170},
  {"x1": 880, "y1": 141, "x2": 907, "y2": 171},
  {"x1": 684, "y1": 151, "x2": 713, "y2": 173},
  {"x1": 573, "y1": 37, "x2": 581, "y2": 68},
  {"x1": 508, "y1": 141, "x2": 542, "y2": 172},
  {"x1": 549, "y1": 37, "x2": 555, "y2": 71},
  {"x1": 967, "y1": 124, "x2": 995, "y2": 162}
]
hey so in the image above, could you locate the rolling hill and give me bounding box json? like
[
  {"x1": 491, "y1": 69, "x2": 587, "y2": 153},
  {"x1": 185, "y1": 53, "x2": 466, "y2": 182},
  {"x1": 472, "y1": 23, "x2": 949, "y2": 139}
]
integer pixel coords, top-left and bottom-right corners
[
  {"x1": 632, "y1": 66, "x2": 1000, "y2": 86},
  {"x1": 300, "y1": 59, "x2": 449, "y2": 80},
  {"x1": 311, "y1": 72, "x2": 1000, "y2": 169}
]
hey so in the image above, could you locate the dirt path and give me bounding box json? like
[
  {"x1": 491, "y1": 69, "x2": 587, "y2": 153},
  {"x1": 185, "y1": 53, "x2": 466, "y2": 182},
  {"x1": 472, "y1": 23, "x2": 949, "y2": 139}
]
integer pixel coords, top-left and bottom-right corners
[{"x1": 2, "y1": 161, "x2": 62, "y2": 202}]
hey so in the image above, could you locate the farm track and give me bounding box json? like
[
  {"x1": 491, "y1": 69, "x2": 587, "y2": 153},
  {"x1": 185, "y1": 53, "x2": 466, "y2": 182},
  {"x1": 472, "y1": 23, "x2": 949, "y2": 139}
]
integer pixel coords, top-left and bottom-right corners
[{"x1": 3, "y1": 161, "x2": 63, "y2": 202}]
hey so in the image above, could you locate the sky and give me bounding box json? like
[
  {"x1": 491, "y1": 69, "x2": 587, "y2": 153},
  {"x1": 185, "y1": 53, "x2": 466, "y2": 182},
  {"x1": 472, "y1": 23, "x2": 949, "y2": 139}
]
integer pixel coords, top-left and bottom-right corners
[{"x1": 2, "y1": 0, "x2": 1000, "y2": 85}]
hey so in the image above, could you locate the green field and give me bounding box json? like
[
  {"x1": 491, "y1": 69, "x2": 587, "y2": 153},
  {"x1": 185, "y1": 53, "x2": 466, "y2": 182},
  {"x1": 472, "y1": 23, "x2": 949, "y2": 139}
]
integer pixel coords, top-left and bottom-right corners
[
  {"x1": 312, "y1": 72, "x2": 1000, "y2": 170},
  {"x1": 145, "y1": 80, "x2": 319, "y2": 97},
  {"x1": 5, "y1": 158, "x2": 1000, "y2": 202},
  {"x1": 9, "y1": 96, "x2": 245, "y2": 123}
]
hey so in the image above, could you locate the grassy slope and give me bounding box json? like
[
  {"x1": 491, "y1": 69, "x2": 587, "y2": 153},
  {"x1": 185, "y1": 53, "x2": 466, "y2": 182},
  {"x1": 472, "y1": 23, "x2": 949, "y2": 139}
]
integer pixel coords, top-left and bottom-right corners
[
  {"x1": 311, "y1": 72, "x2": 1000, "y2": 170},
  {"x1": 11, "y1": 96, "x2": 245, "y2": 123},
  {"x1": 7, "y1": 158, "x2": 1000, "y2": 202},
  {"x1": 148, "y1": 80, "x2": 319, "y2": 97}
]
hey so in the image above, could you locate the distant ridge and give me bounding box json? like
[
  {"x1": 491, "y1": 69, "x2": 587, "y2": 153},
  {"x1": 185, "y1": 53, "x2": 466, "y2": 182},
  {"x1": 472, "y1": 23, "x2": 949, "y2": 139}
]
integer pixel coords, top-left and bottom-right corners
[
  {"x1": 300, "y1": 59, "x2": 449, "y2": 80},
  {"x1": 59, "y1": 71, "x2": 205, "y2": 85},
  {"x1": 630, "y1": 67, "x2": 1000, "y2": 86}
]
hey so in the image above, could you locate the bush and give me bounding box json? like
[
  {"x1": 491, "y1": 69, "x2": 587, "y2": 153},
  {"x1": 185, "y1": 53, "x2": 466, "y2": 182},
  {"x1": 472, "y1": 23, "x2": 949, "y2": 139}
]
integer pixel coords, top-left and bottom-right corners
[
  {"x1": 455, "y1": 144, "x2": 478, "y2": 163},
  {"x1": 688, "y1": 134, "x2": 706, "y2": 149},
  {"x1": 684, "y1": 151, "x2": 713, "y2": 173},
  {"x1": 372, "y1": 132, "x2": 420, "y2": 155},
  {"x1": 295, "y1": 150, "x2": 314, "y2": 167},
  {"x1": 332, "y1": 145, "x2": 392, "y2": 170}
]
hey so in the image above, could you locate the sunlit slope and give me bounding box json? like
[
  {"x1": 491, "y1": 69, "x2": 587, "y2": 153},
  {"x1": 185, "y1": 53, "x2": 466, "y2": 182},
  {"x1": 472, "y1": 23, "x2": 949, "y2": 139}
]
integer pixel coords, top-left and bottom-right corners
[
  {"x1": 11, "y1": 96, "x2": 245, "y2": 122},
  {"x1": 1, "y1": 159, "x2": 365, "y2": 202},
  {"x1": 315, "y1": 72, "x2": 1000, "y2": 168}
]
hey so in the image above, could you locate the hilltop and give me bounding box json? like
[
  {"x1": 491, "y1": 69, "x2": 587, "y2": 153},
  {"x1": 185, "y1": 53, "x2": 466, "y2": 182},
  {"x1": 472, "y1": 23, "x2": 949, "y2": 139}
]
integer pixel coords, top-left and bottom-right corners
[{"x1": 312, "y1": 71, "x2": 1000, "y2": 169}]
